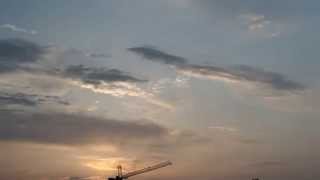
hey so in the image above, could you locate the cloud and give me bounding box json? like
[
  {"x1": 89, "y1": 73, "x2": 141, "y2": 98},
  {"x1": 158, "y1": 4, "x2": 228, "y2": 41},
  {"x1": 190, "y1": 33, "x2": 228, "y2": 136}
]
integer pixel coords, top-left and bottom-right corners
[
  {"x1": 128, "y1": 46, "x2": 187, "y2": 65},
  {"x1": 0, "y1": 38, "x2": 45, "y2": 72},
  {"x1": 0, "y1": 24, "x2": 38, "y2": 35},
  {"x1": 0, "y1": 111, "x2": 168, "y2": 145},
  {"x1": 150, "y1": 76, "x2": 189, "y2": 94},
  {"x1": 0, "y1": 39, "x2": 173, "y2": 109},
  {"x1": 179, "y1": 64, "x2": 305, "y2": 92},
  {"x1": 0, "y1": 110, "x2": 207, "y2": 153},
  {"x1": 241, "y1": 14, "x2": 271, "y2": 31},
  {"x1": 239, "y1": 13, "x2": 281, "y2": 37},
  {"x1": 71, "y1": 80, "x2": 149, "y2": 98},
  {"x1": 0, "y1": 91, "x2": 69, "y2": 107},
  {"x1": 71, "y1": 80, "x2": 175, "y2": 110},
  {"x1": 0, "y1": 38, "x2": 145, "y2": 86},
  {"x1": 0, "y1": 92, "x2": 37, "y2": 106},
  {"x1": 59, "y1": 65, "x2": 174, "y2": 110},
  {"x1": 0, "y1": 39, "x2": 141, "y2": 87},
  {"x1": 59, "y1": 65, "x2": 176, "y2": 109},
  {"x1": 64, "y1": 65, "x2": 146, "y2": 85},
  {"x1": 128, "y1": 46, "x2": 304, "y2": 92}
]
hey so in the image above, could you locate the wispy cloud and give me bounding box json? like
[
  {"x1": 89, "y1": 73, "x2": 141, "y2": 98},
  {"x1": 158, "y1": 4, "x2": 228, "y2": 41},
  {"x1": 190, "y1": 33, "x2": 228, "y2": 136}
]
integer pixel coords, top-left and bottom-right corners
[
  {"x1": 128, "y1": 46, "x2": 187, "y2": 65},
  {"x1": 0, "y1": 91, "x2": 69, "y2": 107},
  {"x1": 240, "y1": 14, "x2": 281, "y2": 37},
  {"x1": 60, "y1": 65, "x2": 173, "y2": 110},
  {"x1": 71, "y1": 80, "x2": 174, "y2": 110},
  {"x1": 63, "y1": 65, "x2": 146, "y2": 85},
  {"x1": 244, "y1": 14, "x2": 271, "y2": 31},
  {"x1": 129, "y1": 46, "x2": 305, "y2": 93},
  {"x1": 150, "y1": 76, "x2": 189, "y2": 94},
  {"x1": 71, "y1": 80, "x2": 149, "y2": 98},
  {"x1": 178, "y1": 64, "x2": 305, "y2": 92},
  {"x1": 0, "y1": 24, "x2": 38, "y2": 35}
]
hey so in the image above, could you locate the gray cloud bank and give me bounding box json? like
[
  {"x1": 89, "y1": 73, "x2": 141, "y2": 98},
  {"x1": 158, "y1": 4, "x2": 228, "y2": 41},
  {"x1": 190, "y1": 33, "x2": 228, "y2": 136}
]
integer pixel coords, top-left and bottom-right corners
[
  {"x1": 0, "y1": 109, "x2": 210, "y2": 152},
  {"x1": 0, "y1": 111, "x2": 167, "y2": 145},
  {"x1": 129, "y1": 46, "x2": 305, "y2": 92}
]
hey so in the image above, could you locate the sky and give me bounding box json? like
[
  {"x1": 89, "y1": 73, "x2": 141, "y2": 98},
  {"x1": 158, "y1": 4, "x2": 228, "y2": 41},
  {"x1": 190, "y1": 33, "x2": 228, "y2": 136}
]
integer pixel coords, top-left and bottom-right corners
[{"x1": 0, "y1": 0, "x2": 320, "y2": 180}]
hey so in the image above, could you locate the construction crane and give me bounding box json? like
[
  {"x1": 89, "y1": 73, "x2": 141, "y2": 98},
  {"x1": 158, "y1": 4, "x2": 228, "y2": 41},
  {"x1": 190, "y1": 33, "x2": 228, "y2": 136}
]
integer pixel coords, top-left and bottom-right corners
[{"x1": 108, "y1": 161, "x2": 172, "y2": 180}]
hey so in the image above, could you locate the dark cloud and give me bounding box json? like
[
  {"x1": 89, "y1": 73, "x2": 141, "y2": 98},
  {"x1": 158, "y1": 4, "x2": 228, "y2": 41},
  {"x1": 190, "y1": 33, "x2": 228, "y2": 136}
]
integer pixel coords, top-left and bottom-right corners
[
  {"x1": 0, "y1": 38, "x2": 43, "y2": 62},
  {"x1": 128, "y1": 45, "x2": 304, "y2": 92},
  {"x1": 0, "y1": 38, "x2": 45, "y2": 72},
  {"x1": 0, "y1": 92, "x2": 36, "y2": 106},
  {"x1": 179, "y1": 64, "x2": 305, "y2": 91},
  {"x1": 64, "y1": 65, "x2": 146, "y2": 85},
  {"x1": 128, "y1": 46, "x2": 187, "y2": 65},
  {"x1": 232, "y1": 65, "x2": 305, "y2": 91},
  {"x1": 0, "y1": 111, "x2": 168, "y2": 145},
  {"x1": 0, "y1": 92, "x2": 69, "y2": 107}
]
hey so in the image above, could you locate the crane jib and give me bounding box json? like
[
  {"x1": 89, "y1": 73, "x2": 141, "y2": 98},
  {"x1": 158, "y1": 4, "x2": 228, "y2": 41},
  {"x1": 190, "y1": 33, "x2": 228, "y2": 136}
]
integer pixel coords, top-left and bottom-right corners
[
  {"x1": 123, "y1": 161, "x2": 172, "y2": 178},
  {"x1": 108, "y1": 161, "x2": 172, "y2": 180}
]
